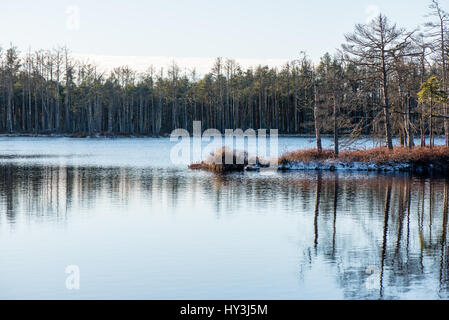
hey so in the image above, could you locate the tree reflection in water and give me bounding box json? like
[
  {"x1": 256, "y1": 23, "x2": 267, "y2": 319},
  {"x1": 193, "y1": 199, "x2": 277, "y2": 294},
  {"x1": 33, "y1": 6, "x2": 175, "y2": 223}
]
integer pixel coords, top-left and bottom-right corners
[{"x1": 0, "y1": 164, "x2": 448, "y2": 299}]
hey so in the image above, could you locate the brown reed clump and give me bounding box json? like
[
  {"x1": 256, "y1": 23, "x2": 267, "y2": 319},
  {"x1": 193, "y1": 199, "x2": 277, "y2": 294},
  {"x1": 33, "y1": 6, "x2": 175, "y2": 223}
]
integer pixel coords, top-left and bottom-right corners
[
  {"x1": 279, "y1": 149, "x2": 335, "y2": 163},
  {"x1": 280, "y1": 146, "x2": 449, "y2": 166},
  {"x1": 188, "y1": 147, "x2": 249, "y2": 173}
]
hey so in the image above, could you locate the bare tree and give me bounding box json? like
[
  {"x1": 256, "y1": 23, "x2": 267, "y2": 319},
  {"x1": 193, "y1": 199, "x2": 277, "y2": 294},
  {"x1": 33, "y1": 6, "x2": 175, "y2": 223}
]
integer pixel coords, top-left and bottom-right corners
[
  {"x1": 342, "y1": 14, "x2": 415, "y2": 150},
  {"x1": 426, "y1": 0, "x2": 449, "y2": 146}
]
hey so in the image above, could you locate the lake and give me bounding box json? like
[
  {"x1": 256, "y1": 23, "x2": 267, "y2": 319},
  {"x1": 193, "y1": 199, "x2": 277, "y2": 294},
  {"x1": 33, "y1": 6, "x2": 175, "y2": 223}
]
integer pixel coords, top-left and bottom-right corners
[{"x1": 0, "y1": 136, "x2": 448, "y2": 300}]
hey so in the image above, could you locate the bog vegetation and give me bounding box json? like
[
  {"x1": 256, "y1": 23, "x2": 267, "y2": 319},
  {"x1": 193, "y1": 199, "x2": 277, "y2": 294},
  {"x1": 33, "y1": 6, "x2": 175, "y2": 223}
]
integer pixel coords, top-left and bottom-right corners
[
  {"x1": 0, "y1": 0, "x2": 449, "y2": 155},
  {"x1": 280, "y1": 146, "x2": 449, "y2": 167}
]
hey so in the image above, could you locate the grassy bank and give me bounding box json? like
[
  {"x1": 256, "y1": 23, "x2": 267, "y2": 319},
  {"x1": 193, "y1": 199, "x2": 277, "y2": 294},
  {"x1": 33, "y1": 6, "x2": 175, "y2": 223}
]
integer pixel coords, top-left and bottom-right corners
[{"x1": 279, "y1": 147, "x2": 449, "y2": 173}]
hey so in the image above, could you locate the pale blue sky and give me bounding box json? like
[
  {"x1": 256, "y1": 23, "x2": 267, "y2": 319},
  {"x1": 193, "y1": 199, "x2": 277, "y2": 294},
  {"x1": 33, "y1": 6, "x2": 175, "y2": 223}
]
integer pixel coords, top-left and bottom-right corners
[{"x1": 0, "y1": 0, "x2": 437, "y2": 69}]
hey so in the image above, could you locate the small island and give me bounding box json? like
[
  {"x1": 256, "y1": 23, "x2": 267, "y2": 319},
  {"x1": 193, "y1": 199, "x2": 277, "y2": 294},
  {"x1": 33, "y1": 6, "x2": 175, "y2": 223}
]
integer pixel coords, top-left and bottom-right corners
[
  {"x1": 189, "y1": 146, "x2": 449, "y2": 174},
  {"x1": 278, "y1": 146, "x2": 449, "y2": 173}
]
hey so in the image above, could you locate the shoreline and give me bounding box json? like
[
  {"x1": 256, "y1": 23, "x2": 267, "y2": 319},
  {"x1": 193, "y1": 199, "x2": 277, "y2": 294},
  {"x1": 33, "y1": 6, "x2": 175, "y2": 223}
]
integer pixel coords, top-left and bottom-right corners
[
  {"x1": 190, "y1": 146, "x2": 449, "y2": 174},
  {"x1": 277, "y1": 159, "x2": 447, "y2": 173},
  {"x1": 278, "y1": 147, "x2": 449, "y2": 174},
  {"x1": 0, "y1": 132, "x2": 171, "y2": 138},
  {"x1": 0, "y1": 132, "x2": 347, "y2": 138},
  {"x1": 0, "y1": 132, "x2": 446, "y2": 142}
]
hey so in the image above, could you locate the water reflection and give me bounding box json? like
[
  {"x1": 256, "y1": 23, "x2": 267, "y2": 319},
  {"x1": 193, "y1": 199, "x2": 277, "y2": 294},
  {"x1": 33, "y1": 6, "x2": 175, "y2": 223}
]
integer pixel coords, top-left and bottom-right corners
[
  {"x1": 0, "y1": 164, "x2": 448, "y2": 299},
  {"x1": 301, "y1": 173, "x2": 449, "y2": 299}
]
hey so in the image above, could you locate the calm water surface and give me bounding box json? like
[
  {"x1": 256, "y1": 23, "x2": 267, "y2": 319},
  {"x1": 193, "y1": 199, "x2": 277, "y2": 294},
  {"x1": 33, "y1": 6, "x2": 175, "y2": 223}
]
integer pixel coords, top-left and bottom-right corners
[{"x1": 0, "y1": 137, "x2": 448, "y2": 299}]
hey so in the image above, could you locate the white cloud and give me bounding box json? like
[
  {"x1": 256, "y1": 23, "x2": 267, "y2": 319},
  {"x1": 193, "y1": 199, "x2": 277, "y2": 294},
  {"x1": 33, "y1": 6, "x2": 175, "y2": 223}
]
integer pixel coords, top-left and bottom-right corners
[{"x1": 365, "y1": 5, "x2": 380, "y2": 24}]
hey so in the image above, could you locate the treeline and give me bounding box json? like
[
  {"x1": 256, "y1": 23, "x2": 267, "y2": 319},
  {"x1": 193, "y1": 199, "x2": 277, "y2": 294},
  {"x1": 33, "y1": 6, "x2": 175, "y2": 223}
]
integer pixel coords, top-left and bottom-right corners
[{"x1": 0, "y1": 1, "x2": 448, "y2": 152}]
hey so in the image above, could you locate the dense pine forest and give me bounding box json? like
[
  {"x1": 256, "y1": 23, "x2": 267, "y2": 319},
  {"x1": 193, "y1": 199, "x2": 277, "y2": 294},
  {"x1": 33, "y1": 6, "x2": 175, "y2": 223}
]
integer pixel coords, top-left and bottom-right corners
[{"x1": 1, "y1": 1, "x2": 449, "y2": 152}]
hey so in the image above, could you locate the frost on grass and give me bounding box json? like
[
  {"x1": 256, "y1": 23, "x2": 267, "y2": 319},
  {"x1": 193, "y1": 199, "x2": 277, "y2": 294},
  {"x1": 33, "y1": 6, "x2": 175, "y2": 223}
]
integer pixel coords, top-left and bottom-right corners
[{"x1": 278, "y1": 147, "x2": 449, "y2": 173}]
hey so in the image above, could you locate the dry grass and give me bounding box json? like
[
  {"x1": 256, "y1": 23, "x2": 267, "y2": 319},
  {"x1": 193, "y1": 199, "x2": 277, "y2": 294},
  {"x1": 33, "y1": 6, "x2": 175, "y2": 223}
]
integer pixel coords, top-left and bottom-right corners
[
  {"x1": 280, "y1": 149, "x2": 335, "y2": 163},
  {"x1": 280, "y1": 146, "x2": 449, "y2": 166},
  {"x1": 188, "y1": 147, "x2": 249, "y2": 173}
]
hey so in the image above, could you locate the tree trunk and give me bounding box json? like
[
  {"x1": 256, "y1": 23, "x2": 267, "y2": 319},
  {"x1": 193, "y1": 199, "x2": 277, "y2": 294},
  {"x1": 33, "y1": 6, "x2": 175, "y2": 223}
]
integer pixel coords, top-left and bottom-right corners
[
  {"x1": 314, "y1": 82, "x2": 322, "y2": 152},
  {"x1": 440, "y1": 22, "x2": 449, "y2": 147},
  {"x1": 333, "y1": 95, "x2": 339, "y2": 156},
  {"x1": 430, "y1": 100, "x2": 434, "y2": 149},
  {"x1": 6, "y1": 78, "x2": 14, "y2": 133},
  {"x1": 420, "y1": 102, "x2": 426, "y2": 147},
  {"x1": 406, "y1": 94, "x2": 414, "y2": 149},
  {"x1": 381, "y1": 50, "x2": 393, "y2": 150}
]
